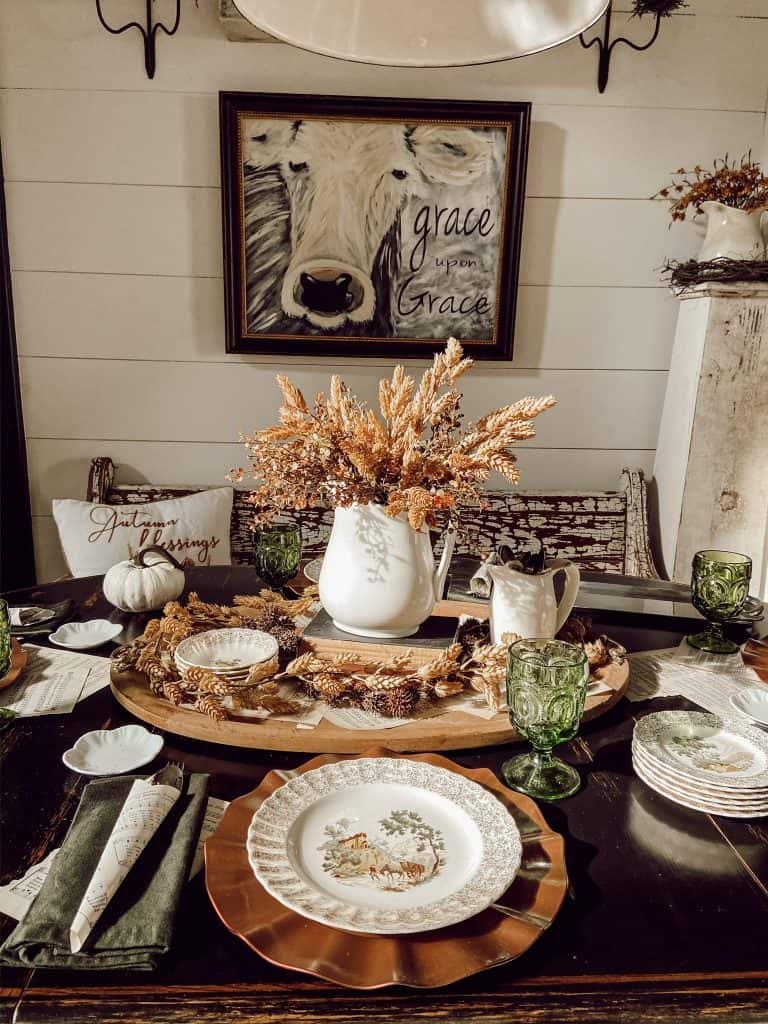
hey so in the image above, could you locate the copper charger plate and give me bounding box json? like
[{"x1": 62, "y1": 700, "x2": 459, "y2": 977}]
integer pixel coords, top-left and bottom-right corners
[
  {"x1": 743, "y1": 636, "x2": 768, "y2": 684},
  {"x1": 205, "y1": 747, "x2": 567, "y2": 989},
  {"x1": 0, "y1": 640, "x2": 29, "y2": 691}
]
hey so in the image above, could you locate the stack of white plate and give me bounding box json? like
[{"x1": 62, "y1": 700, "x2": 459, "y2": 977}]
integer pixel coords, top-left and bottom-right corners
[
  {"x1": 174, "y1": 628, "x2": 278, "y2": 685},
  {"x1": 632, "y1": 710, "x2": 768, "y2": 819}
]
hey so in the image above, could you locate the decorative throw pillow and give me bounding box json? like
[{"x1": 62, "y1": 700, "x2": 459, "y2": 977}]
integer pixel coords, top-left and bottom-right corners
[{"x1": 52, "y1": 489, "x2": 234, "y2": 578}]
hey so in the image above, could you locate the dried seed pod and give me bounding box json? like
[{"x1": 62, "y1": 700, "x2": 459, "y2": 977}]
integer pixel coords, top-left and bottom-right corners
[{"x1": 384, "y1": 684, "x2": 419, "y2": 718}]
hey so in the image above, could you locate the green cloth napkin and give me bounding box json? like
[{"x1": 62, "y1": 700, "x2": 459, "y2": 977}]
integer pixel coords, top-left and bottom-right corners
[{"x1": 0, "y1": 772, "x2": 209, "y2": 971}]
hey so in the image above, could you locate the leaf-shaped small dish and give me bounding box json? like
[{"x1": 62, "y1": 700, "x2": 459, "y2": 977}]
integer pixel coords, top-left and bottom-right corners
[
  {"x1": 62, "y1": 724, "x2": 163, "y2": 776},
  {"x1": 730, "y1": 687, "x2": 768, "y2": 728},
  {"x1": 50, "y1": 619, "x2": 123, "y2": 650}
]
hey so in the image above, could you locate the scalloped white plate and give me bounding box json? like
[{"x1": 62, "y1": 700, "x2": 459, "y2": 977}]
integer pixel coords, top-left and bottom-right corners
[
  {"x1": 50, "y1": 619, "x2": 123, "y2": 650},
  {"x1": 174, "y1": 628, "x2": 278, "y2": 676},
  {"x1": 246, "y1": 758, "x2": 521, "y2": 935},
  {"x1": 62, "y1": 725, "x2": 164, "y2": 776}
]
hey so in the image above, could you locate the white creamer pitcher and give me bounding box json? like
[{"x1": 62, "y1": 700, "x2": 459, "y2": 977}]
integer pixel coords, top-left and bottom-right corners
[{"x1": 488, "y1": 558, "x2": 580, "y2": 643}]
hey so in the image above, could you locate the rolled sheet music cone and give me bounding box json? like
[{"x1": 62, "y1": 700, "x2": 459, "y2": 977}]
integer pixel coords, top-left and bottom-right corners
[{"x1": 69, "y1": 773, "x2": 181, "y2": 953}]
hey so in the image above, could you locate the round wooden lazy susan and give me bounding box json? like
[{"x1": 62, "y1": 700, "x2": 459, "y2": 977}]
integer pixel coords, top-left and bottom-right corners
[{"x1": 110, "y1": 658, "x2": 629, "y2": 753}]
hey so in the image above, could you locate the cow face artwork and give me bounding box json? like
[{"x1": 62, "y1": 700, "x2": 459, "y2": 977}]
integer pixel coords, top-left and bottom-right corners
[
  {"x1": 243, "y1": 119, "x2": 495, "y2": 332},
  {"x1": 221, "y1": 95, "x2": 530, "y2": 358}
]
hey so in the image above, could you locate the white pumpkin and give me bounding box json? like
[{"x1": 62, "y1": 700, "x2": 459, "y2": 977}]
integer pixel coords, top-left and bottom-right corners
[{"x1": 103, "y1": 546, "x2": 185, "y2": 612}]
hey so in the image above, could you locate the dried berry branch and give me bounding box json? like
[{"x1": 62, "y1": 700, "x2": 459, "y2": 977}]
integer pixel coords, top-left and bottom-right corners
[{"x1": 653, "y1": 152, "x2": 768, "y2": 221}]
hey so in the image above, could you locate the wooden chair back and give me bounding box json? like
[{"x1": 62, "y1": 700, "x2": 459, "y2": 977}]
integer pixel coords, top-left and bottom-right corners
[{"x1": 86, "y1": 457, "x2": 659, "y2": 577}]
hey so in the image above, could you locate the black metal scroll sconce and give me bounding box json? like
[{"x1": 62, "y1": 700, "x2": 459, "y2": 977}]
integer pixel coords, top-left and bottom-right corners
[
  {"x1": 579, "y1": 0, "x2": 686, "y2": 94},
  {"x1": 94, "y1": 0, "x2": 182, "y2": 79}
]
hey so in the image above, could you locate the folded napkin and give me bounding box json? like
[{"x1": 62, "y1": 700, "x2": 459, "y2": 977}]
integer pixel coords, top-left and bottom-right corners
[{"x1": 0, "y1": 772, "x2": 209, "y2": 970}]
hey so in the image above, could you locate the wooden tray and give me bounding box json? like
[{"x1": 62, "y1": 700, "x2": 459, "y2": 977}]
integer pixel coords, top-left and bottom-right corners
[
  {"x1": 0, "y1": 640, "x2": 28, "y2": 691},
  {"x1": 110, "y1": 658, "x2": 629, "y2": 753}
]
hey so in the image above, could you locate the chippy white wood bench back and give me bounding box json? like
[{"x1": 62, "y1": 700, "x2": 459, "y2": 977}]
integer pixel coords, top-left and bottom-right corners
[{"x1": 86, "y1": 457, "x2": 660, "y2": 578}]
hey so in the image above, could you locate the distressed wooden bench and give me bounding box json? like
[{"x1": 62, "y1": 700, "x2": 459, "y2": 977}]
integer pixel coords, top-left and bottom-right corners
[{"x1": 86, "y1": 457, "x2": 660, "y2": 578}]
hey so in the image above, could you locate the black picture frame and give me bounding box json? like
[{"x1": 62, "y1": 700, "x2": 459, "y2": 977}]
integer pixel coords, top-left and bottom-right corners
[{"x1": 220, "y1": 92, "x2": 530, "y2": 360}]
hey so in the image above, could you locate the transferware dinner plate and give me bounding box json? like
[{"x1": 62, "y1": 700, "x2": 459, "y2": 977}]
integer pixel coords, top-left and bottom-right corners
[
  {"x1": 631, "y1": 744, "x2": 768, "y2": 808},
  {"x1": 633, "y1": 711, "x2": 768, "y2": 791},
  {"x1": 246, "y1": 757, "x2": 521, "y2": 935},
  {"x1": 633, "y1": 754, "x2": 768, "y2": 819}
]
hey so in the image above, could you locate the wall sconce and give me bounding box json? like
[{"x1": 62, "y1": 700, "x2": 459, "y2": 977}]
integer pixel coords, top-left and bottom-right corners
[
  {"x1": 230, "y1": 0, "x2": 611, "y2": 66},
  {"x1": 94, "y1": 0, "x2": 182, "y2": 79},
  {"x1": 580, "y1": 0, "x2": 686, "y2": 93}
]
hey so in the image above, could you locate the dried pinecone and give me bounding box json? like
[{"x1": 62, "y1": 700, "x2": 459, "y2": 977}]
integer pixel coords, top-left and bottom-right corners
[
  {"x1": 249, "y1": 605, "x2": 299, "y2": 658},
  {"x1": 455, "y1": 616, "x2": 490, "y2": 658},
  {"x1": 384, "y1": 684, "x2": 419, "y2": 718}
]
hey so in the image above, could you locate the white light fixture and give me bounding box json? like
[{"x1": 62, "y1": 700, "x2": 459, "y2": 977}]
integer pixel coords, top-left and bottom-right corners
[{"x1": 232, "y1": 0, "x2": 611, "y2": 67}]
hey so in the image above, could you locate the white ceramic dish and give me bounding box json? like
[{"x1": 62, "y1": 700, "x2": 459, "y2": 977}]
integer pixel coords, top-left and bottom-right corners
[
  {"x1": 174, "y1": 628, "x2": 278, "y2": 676},
  {"x1": 633, "y1": 710, "x2": 768, "y2": 791},
  {"x1": 632, "y1": 745, "x2": 768, "y2": 808},
  {"x1": 633, "y1": 756, "x2": 768, "y2": 819},
  {"x1": 303, "y1": 558, "x2": 323, "y2": 584},
  {"x1": 62, "y1": 724, "x2": 163, "y2": 776},
  {"x1": 50, "y1": 619, "x2": 123, "y2": 650},
  {"x1": 247, "y1": 758, "x2": 521, "y2": 935},
  {"x1": 729, "y1": 687, "x2": 768, "y2": 728}
]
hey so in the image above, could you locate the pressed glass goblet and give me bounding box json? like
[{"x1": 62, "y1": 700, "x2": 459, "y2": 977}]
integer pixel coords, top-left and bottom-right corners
[
  {"x1": 0, "y1": 599, "x2": 11, "y2": 678},
  {"x1": 253, "y1": 521, "x2": 302, "y2": 589},
  {"x1": 502, "y1": 638, "x2": 589, "y2": 801},
  {"x1": 687, "y1": 549, "x2": 752, "y2": 654}
]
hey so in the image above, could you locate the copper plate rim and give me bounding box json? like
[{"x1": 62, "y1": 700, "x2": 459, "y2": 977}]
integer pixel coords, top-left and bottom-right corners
[
  {"x1": 0, "y1": 639, "x2": 28, "y2": 691},
  {"x1": 743, "y1": 637, "x2": 768, "y2": 685},
  {"x1": 205, "y1": 746, "x2": 568, "y2": 989}
]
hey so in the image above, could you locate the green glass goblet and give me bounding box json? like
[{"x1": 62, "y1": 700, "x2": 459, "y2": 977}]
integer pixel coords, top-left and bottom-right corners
[
  {"x1": 0, "y1": 599, "x2": 11, "y2": 678},
  {"x1": 687, "y1": 549, "x2": 752, "y2": 654},
  {"x1": 253, "y1": 521, "x2": 302, "y2": 590},
  {"x1": 501, "y1": 638, "x2": 589, "y2": 801}
]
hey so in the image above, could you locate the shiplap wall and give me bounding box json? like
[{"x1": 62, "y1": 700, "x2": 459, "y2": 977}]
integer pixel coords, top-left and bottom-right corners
[{"x1": 1, "y1": 1, "x2": 767, "y2": 582}]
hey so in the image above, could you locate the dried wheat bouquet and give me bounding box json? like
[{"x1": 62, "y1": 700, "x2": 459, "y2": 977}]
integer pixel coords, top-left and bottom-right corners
[{"x1": 234, "y1": 338, "x2": 555, "y2": 530}]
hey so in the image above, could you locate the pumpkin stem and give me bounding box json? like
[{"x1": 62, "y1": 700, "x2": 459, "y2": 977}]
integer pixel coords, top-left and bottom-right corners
[{"x1": 133, "y1": 545, "x2": 183, "y2": 570}]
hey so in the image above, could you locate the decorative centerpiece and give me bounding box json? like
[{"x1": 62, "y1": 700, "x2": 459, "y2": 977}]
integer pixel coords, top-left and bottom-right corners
[
  {"x1": 654, "y1": 153, "x2": 768, "y2": 280},
  {"x1": 234, "y1": 339, "x2": 555, "y2": 638}
]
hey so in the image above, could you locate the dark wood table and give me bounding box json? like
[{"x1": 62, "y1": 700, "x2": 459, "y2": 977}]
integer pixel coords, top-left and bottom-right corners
[{"x1": 1, "y1": 567, "x2": 767, "y2": 1023}]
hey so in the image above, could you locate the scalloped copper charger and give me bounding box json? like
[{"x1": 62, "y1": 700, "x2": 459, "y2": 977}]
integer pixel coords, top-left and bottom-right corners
[{"x1": 205, "y1": 748, "x2": 567, "y2": 989}]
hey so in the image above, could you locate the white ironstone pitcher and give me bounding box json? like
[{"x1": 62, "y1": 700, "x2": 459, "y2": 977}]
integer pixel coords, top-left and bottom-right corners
[
  {"x1": 488, "y1": 558, "x2": 580, "y2": 643},
  {"x1": 319, "y1": 503, "x2": 456, "y2": 638}
]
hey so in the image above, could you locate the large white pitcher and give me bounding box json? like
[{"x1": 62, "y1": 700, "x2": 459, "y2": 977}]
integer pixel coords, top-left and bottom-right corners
[
  {"x1": 319, "y1": 503, "x2": 456, "y2": 638},
  {"x1": 488, "y1": 558, "x2": 580, "y2": 643}
]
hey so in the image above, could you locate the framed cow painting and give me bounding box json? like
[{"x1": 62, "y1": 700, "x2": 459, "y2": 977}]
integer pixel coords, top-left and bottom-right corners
[{"x1": 220, "y1": 92, "x2": 530, "y2": 359}]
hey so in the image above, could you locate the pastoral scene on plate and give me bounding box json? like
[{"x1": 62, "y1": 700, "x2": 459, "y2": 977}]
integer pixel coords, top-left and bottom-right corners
[
  {"x1": 667, "y1": 733, "x2": 756, "y2": 774},
  {"x1": 317, "y1": 810, "x2": 447, "y2": 891},
  {"x1": 240, "y1": 115, "x2": 509, "y2": 343}
]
